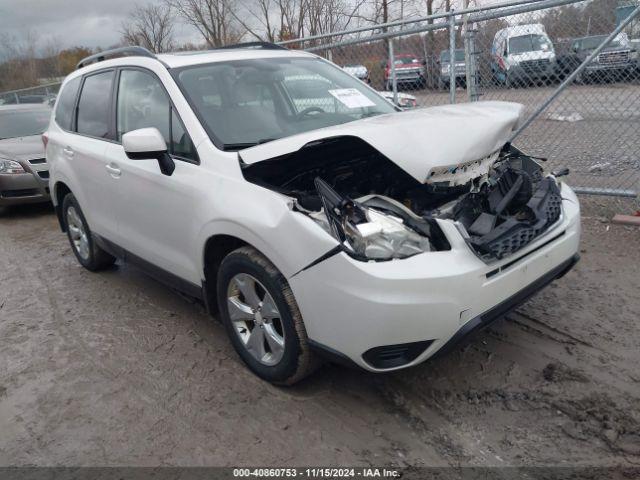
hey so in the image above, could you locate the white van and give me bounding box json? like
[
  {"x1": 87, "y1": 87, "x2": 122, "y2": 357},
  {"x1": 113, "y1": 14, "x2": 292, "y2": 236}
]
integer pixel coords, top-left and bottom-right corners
[{"x1": 492, "y1": 24, "x2": 556, "y2": 87}]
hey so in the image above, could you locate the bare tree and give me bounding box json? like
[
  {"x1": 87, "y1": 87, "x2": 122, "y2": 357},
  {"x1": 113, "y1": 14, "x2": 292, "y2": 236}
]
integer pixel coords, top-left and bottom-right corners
[
  {"x1": 305, "y1": 0, "x2": 366, "y2": 37},
  {"x1": 231, "y1": 0, "x2": 306, "y2": 42},
  {"x1": 0, "y1": 31, "x2": 40, "y2": 91},
  {"x1": 167, "y1": 0, "x2": 245, "y2": 47},
  {"x1": 121, "y1": 3, "x2": 176, "y2": 53}
]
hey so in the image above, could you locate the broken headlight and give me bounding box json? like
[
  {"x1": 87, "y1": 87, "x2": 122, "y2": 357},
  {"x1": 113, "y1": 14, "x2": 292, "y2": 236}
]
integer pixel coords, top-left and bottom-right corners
[{"x1": 312, "y1": 178, "x2": 431, "y2": 260}]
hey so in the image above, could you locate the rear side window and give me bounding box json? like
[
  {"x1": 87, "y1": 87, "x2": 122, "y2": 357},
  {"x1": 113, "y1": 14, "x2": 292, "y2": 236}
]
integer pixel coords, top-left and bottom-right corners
[
  {"x1": 55, "y1": 77, "x2": 81, "y2": 130},
  {"x1": 77, "y1": 71, "x2": 114, "y2": 139}
]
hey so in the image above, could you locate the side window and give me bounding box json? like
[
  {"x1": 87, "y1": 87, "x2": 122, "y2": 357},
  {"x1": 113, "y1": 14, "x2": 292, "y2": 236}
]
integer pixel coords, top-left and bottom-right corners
[
  {"x1": 77, "y1": 71, "x2": 114, "y2": 139},
  {"x1": 170, "y1": 110, "x2": 198, "y2": 161},
  {"x1": 117, "y1": 69, "x2": 170, "y2": 143},
  {"x1": 117, "y1": 69, "x2": 197, "y2": 162},
  {"x1": 55, "y1": 77, "x2": 81, "y2": 130}
]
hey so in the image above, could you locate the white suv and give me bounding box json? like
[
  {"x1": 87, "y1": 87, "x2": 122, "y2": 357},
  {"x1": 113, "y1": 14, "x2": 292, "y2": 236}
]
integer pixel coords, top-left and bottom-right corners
[{"x1": 45, "y1": 44, "x2": 581, "y2": 384}]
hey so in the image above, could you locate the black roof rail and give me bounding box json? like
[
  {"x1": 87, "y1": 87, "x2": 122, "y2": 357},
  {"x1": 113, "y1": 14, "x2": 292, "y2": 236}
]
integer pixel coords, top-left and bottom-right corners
[
  {"x1": 217, "y1": 42, "x2": 288, "y2": 51},
  {"x1": 76, "y1": 46, "x2": 156, "y2": 70}
]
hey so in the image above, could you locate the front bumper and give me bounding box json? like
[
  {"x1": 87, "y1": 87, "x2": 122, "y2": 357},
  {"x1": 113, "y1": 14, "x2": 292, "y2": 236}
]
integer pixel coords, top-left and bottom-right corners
[
  {"x1": 290, "y1": 183, "x2": 581, "y2": 372},
  {"x1": 584, "y1": 62, "x2": 637, "y2": 74},
  {"x1": 509, "y1": 62, "x2": 556, "y2": 81},
  {"x1": 0, "y1": 168, "x2": 50, "y2": 206}
]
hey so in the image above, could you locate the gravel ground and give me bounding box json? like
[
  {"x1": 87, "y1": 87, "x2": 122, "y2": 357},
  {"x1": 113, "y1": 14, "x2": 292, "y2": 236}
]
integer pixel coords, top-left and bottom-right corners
[{"x1": 0, "y1": 201, "x2": 639, "y2": 468}]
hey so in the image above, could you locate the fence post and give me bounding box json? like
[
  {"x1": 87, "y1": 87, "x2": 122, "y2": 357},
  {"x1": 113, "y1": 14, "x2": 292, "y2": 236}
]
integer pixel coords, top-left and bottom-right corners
[
  {"x1": 448, "y1": 10, "x2": 456, "y2": 104},
  {"x1": 389, "y1": 38, "x2": 398, "y2": 104},
  {"x1": 465, "y1": 24, "x2": 479, "y2": 101}
]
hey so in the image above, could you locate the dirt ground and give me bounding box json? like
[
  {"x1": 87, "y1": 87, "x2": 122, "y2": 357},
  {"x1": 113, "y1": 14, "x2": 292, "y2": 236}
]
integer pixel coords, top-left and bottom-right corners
[{"x1": 0, "y1": 201, "x2": 639, "y2": 468}]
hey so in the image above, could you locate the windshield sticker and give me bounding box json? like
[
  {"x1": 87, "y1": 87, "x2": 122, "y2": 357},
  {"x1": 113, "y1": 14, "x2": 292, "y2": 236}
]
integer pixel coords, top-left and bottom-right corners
[{"x1": 328, "y1": 88, "x2": 376, "y2": 109}]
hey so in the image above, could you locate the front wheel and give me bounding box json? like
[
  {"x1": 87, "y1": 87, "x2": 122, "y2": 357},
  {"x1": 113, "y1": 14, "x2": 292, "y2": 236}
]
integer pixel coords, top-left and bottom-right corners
[
  {"x1": 217, "y1": 246, "x2": 320, "y2": 385},
  {"x1": 62, "y1": 193, "x2": 115, "y2": 271}
]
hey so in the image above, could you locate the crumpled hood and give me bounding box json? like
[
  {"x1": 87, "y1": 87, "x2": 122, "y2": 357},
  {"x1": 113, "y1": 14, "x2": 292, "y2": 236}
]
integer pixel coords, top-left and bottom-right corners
[
  {"x1": 0, "y1": 135, "x2": 44, "y2": 162},
  {"x1": 240, "y1": 101, "x2": 524, "y2": 184}
]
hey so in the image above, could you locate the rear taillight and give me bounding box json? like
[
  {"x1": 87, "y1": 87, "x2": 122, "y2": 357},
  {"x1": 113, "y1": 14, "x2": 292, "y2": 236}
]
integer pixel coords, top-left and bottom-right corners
[{"x1": 41, "y1": 133, "x2": 49, "y2": 149}]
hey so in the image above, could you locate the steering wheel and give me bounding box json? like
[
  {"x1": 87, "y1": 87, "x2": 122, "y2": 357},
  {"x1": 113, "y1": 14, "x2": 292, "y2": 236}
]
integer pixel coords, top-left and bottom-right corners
[{"x1": 297, "y1": 106, "x2": 325, "y2": 117}]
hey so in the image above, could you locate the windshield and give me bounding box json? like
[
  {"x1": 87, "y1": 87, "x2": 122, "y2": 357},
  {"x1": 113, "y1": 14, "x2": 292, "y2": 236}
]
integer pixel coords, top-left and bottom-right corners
[
  {"x1": 176, "y1": 57, "x2": 395, "y2": 150},
  {"x1": 440, "y1": 50, "x2": 466, "y2": 62},
  {"x1": 0, "y1": 109, "x2": 50, "y2": 140},
  {"x1": 509, "y1": 34, "x2": 552, "y2": 54},
  {"x1": 581, "y1": 36, "x2": 622, "y2": 50},
  {"x1": 393, "y1": 56, "x2": 420, "y2": 65}
]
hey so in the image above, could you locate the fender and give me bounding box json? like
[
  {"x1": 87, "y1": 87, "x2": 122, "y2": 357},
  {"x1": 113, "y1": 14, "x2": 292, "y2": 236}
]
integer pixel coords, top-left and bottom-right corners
[{"x1": 197, "y1": 207, "x2": 338, "y2": 282}]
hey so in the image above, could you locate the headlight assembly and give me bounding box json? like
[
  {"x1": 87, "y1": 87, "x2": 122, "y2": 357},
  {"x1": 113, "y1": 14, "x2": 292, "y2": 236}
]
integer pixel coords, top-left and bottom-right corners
[
  {"x1": 0, "y1": 159, "x2": 25, "y2": 174},
  {"x1": 312, "y1": 178, "x2": 431, "y2": 260}
]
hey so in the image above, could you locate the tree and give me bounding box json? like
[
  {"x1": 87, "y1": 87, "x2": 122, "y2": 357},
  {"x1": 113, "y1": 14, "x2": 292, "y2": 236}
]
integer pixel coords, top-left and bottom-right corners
[
  {"x1": 167, "y1": 0, "x2": 245, "y2": 47},
  {"x1": 231, "y1": 0, "x2": 307, "y2": 42},
  {"x1": 121, "y1": 3, "x2": 176, "y2": 53}
]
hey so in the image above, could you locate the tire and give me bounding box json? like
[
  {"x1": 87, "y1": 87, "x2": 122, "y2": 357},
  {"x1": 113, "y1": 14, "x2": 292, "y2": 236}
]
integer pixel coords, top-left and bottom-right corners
[
  {"x1": 61, "y1": 193, "x2": 116, "y2": 271},
  {"x1": 217, "y1": 246, "x2": 320, "y2": 385}
]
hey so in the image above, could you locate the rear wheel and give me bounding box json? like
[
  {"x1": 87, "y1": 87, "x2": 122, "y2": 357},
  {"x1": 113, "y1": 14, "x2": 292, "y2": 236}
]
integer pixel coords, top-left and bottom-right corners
[
  {"x1": 217, "y1": 246, "x2": 320, "y2": 385},
  {"x1": 62, "y1": 193, "x2": 115, "y2": 271}
]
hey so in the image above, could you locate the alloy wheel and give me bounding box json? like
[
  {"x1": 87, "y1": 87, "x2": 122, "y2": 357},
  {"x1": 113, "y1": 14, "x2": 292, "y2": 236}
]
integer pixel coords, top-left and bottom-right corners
[
  {"x1": 226, "y1": 273, "x2": 286, "y2": 366},
  {"x1": 66, "y1": 206, "x2": 90, "y2": 260}
]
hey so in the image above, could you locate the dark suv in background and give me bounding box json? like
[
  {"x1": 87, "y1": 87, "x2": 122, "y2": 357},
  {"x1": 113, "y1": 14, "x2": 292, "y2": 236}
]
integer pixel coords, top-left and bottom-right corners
[{"x1": 559, "y1": 34, "x2": 639, "y2": 83}]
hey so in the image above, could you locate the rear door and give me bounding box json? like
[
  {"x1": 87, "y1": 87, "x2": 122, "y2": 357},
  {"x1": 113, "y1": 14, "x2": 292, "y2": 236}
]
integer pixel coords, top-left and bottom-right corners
[{"x1": 69, "y1": 70, "x2": 121, "y2": 239}]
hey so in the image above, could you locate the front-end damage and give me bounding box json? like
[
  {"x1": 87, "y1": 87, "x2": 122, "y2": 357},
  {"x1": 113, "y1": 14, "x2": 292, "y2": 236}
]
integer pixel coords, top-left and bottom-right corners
[{"x1": 241, "y1": 134, "x2": 564, "y2": 264}]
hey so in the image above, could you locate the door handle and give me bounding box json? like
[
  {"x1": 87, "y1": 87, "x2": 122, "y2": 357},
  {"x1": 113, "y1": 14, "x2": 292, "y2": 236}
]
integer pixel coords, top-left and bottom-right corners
[
  {"x1": 105, "y1": 164, "x2": 121, "y2": 178},
  {"x1": 63, "y1": 146, "x2": 74, "y2": 158}
]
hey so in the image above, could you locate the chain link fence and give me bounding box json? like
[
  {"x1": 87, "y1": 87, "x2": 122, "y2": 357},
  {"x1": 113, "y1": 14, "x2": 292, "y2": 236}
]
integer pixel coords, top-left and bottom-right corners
[
  {"x1": 280, "y1": 0, "x2": 640, "y2": 214},
  {"x1": 0, "y1": 82, "x2": 61, "y2": 106},
  {"x1": 2, "y1": 1, "x2": 638, "y2": 214}
]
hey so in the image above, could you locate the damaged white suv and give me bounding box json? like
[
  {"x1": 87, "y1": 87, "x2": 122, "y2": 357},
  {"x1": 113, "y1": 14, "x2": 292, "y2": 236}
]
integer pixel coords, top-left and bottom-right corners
[{"x1": 46, "y1": 44, "x2": 580, "y2": 384}]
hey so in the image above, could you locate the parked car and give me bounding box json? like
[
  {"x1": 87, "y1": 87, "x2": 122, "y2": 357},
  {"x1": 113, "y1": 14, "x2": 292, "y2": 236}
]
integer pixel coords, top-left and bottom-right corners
[
  {"x1": 384, "y1": 54, "x2": 426, "y2": 90},
  {"x1": 0, "y1": 104, "x2": 52, "y2": 209},
  {"x1": 46, "y1": 45, "x2": 580, "y2": 384},
  {"x1": 438, "y1": 49, "x2": 467, "y2": 90},
  {"x1": 558, "y1": 33, "x2": 638, "y2": 83},
  {"x1": 343, "y1": 64, "x2": 371, "y2": 84},
  {"x1": 492, "y1": 24, "x2": 557, "y2": 87},
  {"x1": 379, "y1": 91, "x2": 418, "y2": 109}
]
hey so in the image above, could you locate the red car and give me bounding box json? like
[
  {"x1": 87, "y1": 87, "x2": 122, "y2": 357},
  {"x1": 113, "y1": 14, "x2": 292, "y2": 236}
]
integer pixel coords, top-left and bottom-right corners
[{"x1": 384, "y1": 54, "x2": 426, "y2": 90}]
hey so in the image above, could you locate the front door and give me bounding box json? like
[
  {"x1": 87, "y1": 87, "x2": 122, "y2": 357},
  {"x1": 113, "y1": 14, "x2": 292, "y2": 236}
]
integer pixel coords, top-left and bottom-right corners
[{"x1": 107, "y1": 68, "x2": 202, "y2": 285}]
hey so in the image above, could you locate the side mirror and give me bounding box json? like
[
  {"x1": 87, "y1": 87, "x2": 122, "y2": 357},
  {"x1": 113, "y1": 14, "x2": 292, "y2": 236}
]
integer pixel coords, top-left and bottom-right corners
[{"x1": 122, "y1": 127, "x2": 175, "y2": 176}]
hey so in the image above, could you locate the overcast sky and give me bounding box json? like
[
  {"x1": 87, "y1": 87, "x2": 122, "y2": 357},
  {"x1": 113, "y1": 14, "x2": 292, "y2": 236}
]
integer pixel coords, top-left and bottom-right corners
[{"x1": 0, "y1": 0, "x2": 199, "y2": 53}]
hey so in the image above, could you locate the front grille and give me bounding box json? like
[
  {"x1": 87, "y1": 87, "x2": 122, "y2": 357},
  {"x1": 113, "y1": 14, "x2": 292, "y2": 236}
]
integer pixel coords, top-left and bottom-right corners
[
  {"x1": 598, "y1": 51, "x2": 630, "y2": 65},
  {"x1": 482, "y1": 180, "x2": 562, "y2": 259},
  {"x1": 37, "y1": 170, "x2": 49, "y2": 179},
  {"x1": 396, "y1": 69, "x2": 422, "y2": 79},
  {"x1": 28, "y1": 158, "x2": 46, "y2": 165},
  {"x1": 1, "y1": 189, "x2": 39, "y2": 198},
  {"x1": 520, "y1": 58, "x2": 550, "y2": 72}
]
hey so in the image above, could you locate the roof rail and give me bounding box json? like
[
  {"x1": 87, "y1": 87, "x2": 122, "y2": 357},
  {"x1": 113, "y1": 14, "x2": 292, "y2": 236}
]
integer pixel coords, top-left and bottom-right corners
[
  {"x1": 217, "y1": 42, "x2": 288, "y2": 51},
  {"x1": 76, "y1": 46, "x2": 156, "y2": 70}
]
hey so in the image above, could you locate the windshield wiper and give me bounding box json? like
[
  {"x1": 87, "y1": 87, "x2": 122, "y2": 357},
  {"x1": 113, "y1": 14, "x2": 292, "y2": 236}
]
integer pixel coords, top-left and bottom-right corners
[{"x1": 222, "y1": 138, "x2": 278, "y2": 151}]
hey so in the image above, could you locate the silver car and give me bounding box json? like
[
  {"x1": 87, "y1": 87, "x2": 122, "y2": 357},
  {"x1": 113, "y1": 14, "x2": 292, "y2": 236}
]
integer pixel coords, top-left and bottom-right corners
[{"x1": 0, "y1": 104, "x2": 51, "y2": 208}]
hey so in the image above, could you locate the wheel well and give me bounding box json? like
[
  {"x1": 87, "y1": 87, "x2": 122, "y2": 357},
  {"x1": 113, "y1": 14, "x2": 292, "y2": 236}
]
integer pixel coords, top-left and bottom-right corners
[
  {"x1": 54, "y1": 182, "x2": 72, "y2": 232},
  {"x1": 203, "y1": 235, "x2": 248, "y2": 314}
]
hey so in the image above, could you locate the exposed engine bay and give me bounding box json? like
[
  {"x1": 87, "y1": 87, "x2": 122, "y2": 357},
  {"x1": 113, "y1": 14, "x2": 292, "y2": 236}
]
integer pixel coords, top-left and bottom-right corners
[{"x1": 241, "y1": 136, "x2": 563, "y2": 261}]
